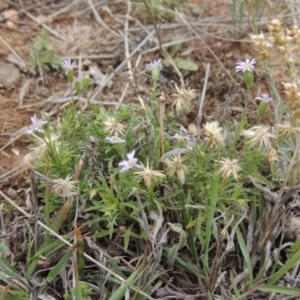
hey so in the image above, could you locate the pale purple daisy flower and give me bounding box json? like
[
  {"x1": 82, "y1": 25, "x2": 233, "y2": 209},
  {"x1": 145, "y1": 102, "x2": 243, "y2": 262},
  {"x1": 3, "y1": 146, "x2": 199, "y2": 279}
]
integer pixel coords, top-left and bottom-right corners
[
  {"x1": 61, "y1": 59, "x2": 78, "y2": 73},
  {"x1": 171, "y1": 133, "x2": 191, "y2": 141},
  {"x1": 25, "y1": 114, "x2": 47, "y2": 135},
  {"x1": 255, "y1": 93, "x2": 273, "y2": 103},
  {"x1": 118, "y1": 150, "x2": 142, "y2": 173},
  {"x1": 105, "y1": 133, "x2": 125, "y2": 144},
  {"x1": 235, "y1": 58, "x2": 256, "y2": 73},
  {"x1": 145, "y1": 59, "x2": 163, "y2": 71}
]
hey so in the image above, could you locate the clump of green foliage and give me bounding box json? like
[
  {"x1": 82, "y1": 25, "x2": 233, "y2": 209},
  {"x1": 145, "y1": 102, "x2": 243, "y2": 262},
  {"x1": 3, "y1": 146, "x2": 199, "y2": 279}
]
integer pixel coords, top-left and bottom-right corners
[{"x1": 27, "y1": 29, "x2": 62, "y2": 72}]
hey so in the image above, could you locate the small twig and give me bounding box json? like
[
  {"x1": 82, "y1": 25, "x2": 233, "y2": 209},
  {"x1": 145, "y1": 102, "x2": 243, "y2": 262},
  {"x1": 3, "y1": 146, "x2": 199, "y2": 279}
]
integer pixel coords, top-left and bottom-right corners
[
  {"x1": 162, "y1": 48, "x2": 184, "y2": 87},
  {"x1": 175, "y1": 9, "x2": 238, "y2": 85},
  {"x1": 159, "y1": 93, "x2": 167, "y2": 159},
  {"x1": 86, "y1": 0, "x2": 120, "y2": 38},
  {"x1": 120, "y1": 1, "x2": 133, "y2": 104},
  {"x1": 24, "y1": 11, "x2": 66, "y2": 41},
  {"x1": 0, "y1": 34, "x2": 25, "y2": 66},
  {"x1": 31, "y1": 0, "x2": 80, "y2": 28},
  {"x1": 141, "y1": 0, "x2": 163, "y2": 55},
  {"x1": 197, "y1": 62, "x2": 210, "y2": 126}
]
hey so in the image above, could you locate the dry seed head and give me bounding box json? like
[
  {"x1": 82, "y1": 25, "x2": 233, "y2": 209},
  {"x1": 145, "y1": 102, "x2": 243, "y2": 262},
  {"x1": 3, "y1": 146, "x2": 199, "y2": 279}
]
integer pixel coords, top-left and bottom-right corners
[
  {"x1": 19, "y1": 152, "x2": 36, "y2": 173},
  {"x1": 276, "y1": 121, "x2": 300, "y2": 136},
  {"x1": 287, "y1": 25, "x2": 299, "y2": 37},
  {"x1": 103, "y1": 117, "x2": 126, "y2": 135},
  {"x1": 265, "y1": 148, "x2": 277, "y2": 163},
  {"x1": 242, "y1": 125, "x2": 277, "y2": 150},
  {"x1": 165, "y1": 155, "x2": 189, "y2": 184},
  {"x1": 171, "y1": 84, "x2": 197, "y2": 115},
  {"x1": 268, "y1": 19, "x2": 283, "y2": 33},
  {"x1": 249, "y1": 32, "x2": 265, "y2": 46},
  {"x1": 282, "y1": 82, "x2": 300, "y2": 109},
  {"x1": 215, "y1": 158, "x2": 242, "y2": 181},
  {"x1": 32, "y1": 134, "x2": 60, "y2": 158},
  {"x1": 52, "y1": 175, "x2": 78, "y2": 197},
  {"x1": 203, "y1": 121, "x2": 225, "y2": 146},
  {"x1": 282, "y1": 82, "x2": 299, "y2": 99},
  {"x1": 277, "y1": 46, "x2": 286, "y2": 54},
  {"x1": 134, "y1": 160, "x2": 166, "y2": 188},
  {"x1": 266, "y1": 36, "x2": 275, "y2": 44}
]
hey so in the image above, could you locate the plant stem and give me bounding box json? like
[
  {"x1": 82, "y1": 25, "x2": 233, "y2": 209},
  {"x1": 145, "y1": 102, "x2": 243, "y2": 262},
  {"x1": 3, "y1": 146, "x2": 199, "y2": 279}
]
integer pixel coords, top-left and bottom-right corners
[{"x1": 177, "y1": 180, "x2": 199, "y2": 267}]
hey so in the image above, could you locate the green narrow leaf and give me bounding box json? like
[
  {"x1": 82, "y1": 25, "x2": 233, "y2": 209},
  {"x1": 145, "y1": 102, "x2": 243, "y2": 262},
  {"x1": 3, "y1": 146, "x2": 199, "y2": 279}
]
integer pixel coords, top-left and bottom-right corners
[
  {"x1": 108, "y1": 267, "x2": 140, "y2": 300},
  {"x1": 26, "y1": 197, "x2": 73, "y2": 279},
  {"x1": 46, "y1": 246, "x2": 73, "y2": 282},
  {"x1": 167, "y1": 245, "x2": 180, "y2": 268},
  {"x1": 122, "y1": 224, "x2": 133, "y2": 252},
  {"x1": 229, "y1": 270, "x2": 240, "y2": 297},
  {"x1": 268, "y1": 248, "x2": 300, "y2": 285},
  {"x1": 236, "y1": 227, "x2": 253, "y2": 285},
  {"x1": 258, "y1": 284, "x2": 300, "y2": 296},
  {"x1": 204, "y1": 172, "x2": 219, "y2": 277}
]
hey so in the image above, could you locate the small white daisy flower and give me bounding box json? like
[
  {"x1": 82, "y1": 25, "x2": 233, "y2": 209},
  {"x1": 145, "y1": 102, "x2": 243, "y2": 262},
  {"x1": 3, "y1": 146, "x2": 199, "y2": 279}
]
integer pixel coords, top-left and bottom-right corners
[
  {"x1": 119, "y1": 151, "x2": 142, "y2": 173},
  {"x1": 235, "y1": 58, "x2": 256, "y2": 73}
]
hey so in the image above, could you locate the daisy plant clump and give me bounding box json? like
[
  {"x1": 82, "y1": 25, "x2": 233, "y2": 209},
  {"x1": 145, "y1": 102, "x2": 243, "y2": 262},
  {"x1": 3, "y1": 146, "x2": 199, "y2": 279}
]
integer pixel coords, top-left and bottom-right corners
[{"x1": 18, "y1": 47, "x2": 300, "y2": 299}]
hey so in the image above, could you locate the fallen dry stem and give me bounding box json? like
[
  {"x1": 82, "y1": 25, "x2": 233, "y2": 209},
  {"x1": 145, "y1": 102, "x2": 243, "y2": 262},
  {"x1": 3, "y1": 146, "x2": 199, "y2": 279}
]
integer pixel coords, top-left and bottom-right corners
[{"x1": 175, "y1": 9, "x2": 238, "y2": 85}]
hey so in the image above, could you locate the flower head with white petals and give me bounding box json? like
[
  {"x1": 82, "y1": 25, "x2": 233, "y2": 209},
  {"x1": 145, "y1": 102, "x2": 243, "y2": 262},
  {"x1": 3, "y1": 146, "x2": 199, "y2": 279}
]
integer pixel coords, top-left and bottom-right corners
[
  {"x1": 235, "y1": 58, "x2": 256, "y2": 73},
  {"x1": 61, "y1": 59, "x2": 78, "y2": 74},
  {"x1": 25, "y1": 114, "x2": 47, "y2": 135},
  {"x1": 145, "y1": 59, "x2": 163, "y2": 71},
  {"x1": 105, "y1": 133, "x2": 125, "y2": 144},
  {"x1": 255, "y1": 93, "x2": 273, "y2": 103},
  {"x1": 119, "y1": 151, "x2": 142, "y2": 173}
]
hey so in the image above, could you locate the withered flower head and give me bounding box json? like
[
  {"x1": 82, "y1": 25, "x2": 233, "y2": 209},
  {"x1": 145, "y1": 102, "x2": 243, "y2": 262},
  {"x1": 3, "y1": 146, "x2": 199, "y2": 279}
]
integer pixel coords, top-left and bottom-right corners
[
  {"x1": 203, "y1": 121, "x2": 225, "y2": 146},
  {"x1": 242, "y1": 125, "x2": 277, "y2": 150},
  {"x1": 103, "y1": 116, "x2": 126, "y2": 135},
  {"x1": 165, "y1": 155, "x2": 189, "y2": 184},
  {"x1": 265, "y1": 148, "x2": 278, "y2": 163},
  {"x1": 171, "y1": 84, "x2": 197, "y2": 115},
  {"x1": 276, "y1": 121, "x2": 300, "y2": 136},
  {"x1": 215, "y1": 158, "x2": 242, "y2": 181},
  {"x1": 52, "y1": 175, "x2": 78, "y2": 197},
  {"x1": 134, "y1": 160, "x2": 166, "y2": 188}
]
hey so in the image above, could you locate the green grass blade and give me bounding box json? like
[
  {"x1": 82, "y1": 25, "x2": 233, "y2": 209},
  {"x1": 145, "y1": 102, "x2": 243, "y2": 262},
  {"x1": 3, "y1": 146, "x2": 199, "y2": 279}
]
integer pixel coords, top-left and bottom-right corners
[
  {"x1": 108, "y1": 267, "x2": 140, "y2": 300},
  {"x1": 25, "y1": 197, "x2": 73, "y2": 279},
  {"x1": 236, "y1": 227, "x2": 253, "y2": 285},
  {"x1": 258, "y1": 284, "x2": 300, "y2": 296},
  {"x1": 46, "y1": 246, "x2": 73, "y2": 282},
  {"x1": 268, "y1": 248, "x2": 300, "y2": 285},
  {"x1": 229, "y1": 270, "x2": 240, "y2": 297},
  {"x1": 204, "y1": 172, "x2": 219, "y2": 278}
]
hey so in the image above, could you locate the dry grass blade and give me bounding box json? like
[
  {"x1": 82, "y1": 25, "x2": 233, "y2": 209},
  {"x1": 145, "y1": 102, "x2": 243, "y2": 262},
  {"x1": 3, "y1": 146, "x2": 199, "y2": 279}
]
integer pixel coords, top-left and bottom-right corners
[{"x1": 86, "y1": 0, "x2": 120, "y2": 38}]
